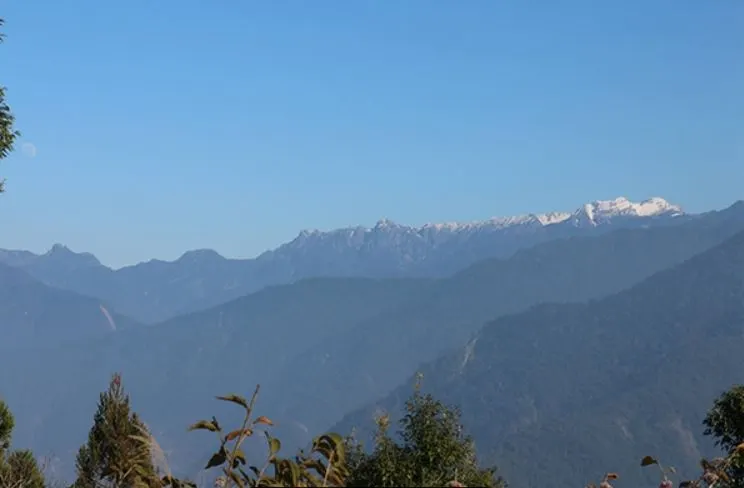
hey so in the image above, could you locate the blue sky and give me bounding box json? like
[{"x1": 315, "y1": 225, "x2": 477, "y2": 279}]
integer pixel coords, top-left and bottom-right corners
[{"x1": 1, "y1": 1, "x2": 742, "y2": 268}]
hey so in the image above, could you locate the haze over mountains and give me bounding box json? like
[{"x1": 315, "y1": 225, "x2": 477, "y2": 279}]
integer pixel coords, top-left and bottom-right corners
[
  {"x1": 2, "y1": 195, "x2": 744, "y2": 486},
  {"x1": 334, "y1": 227, "x2": 744, "y2": 487},
  {"x1": 0, "y1": 263, "x2": 139, "y2": 349},
  {"x1": 0, "y1": 197, "x2": 686, "y2": 323}
]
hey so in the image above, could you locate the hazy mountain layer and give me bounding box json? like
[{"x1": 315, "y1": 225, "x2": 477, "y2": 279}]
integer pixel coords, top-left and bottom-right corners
[
  {"x1": 0, "y1": 263, "x2": 139, "y2": 349},
  {"x1": 334, "y1": 228, "x2": 744, "y2": 487},
  {"x1": 1, "y1": 201, "x2": 741, "y2": 482},
  {"x1": 0, "y1": 197, "x2": 689, "y2": 323}
]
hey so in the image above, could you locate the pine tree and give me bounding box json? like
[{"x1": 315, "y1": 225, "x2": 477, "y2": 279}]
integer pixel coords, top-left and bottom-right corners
[
  {"x1": 0, "y1": 400, "x2": 45, "y2": 488},
  {"x1": 73, "y1": 373, "x2": 159, "y2": 488}
]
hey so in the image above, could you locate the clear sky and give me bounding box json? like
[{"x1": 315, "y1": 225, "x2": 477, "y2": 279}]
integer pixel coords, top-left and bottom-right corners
[{"x1": 1, "y1": 1, "x2": 742, "y2": 268}]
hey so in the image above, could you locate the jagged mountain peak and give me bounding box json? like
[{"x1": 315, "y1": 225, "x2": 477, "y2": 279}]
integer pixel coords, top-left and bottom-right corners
[
  {"x1": 374, "y1": 218, "x2": 400, "y2": 229},
  {"x1": 572, "y1": 196, "x2": 683, "y2": 226},
  {"x1": 46, "y1": 243, "x2": 72, "y2": 255},
  {"x1": 287, "y1": 196, "x2": 684, "y2": 241},
  {"x1": 42, "y1": 243, "x2": 102, "y2": 267}
]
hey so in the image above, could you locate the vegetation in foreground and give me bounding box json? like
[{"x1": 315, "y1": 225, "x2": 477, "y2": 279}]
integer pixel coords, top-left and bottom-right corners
[
  {"x1": 0, "y1": 372, "x2": 504, "y2": 488},
  {"x1": 4, "y1": 376, "x2": 744, "y2": 487}
]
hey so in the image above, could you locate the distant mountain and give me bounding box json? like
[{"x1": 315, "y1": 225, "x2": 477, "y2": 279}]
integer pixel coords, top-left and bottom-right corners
[
  {"x1": 0, "y1": 277, "x2": 433, "y2": 481},
  {"x1": 260, "y1": 197, "x2": 686, "y2": 279},
  {"x1": 0, "y1": 263, "x2": 139, "y2": 349},
  {"x1": 1, "y1": 200, "x2": 741, "y2": 483},
  {"x1": 0, "y1": 197, "x2": 689, "y2": 323},
  {"x1": 333, "y1": 228, "x2": 744, "y2": 487},
  {"x1": 270, "y1": 200, "x2": 744, "y2": 440}
]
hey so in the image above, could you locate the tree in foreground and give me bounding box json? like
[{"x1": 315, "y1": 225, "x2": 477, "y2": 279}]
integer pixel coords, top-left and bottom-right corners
[
  {"x1": 701, "y1": 385, "x2": 744, "y2": 488},
  {"x1": 168, "y1": 384, "x2": 348, "y2": 488},
  {"x1": 344, "y1": 375, "x2": 505, "y2": 488},
  {"x1": 0, "y1": 400, "x2": 45, "y2": 488},
  {"x1": 73, "y1": 373, "x2": 159, "y2": 487},
  {"x1": 0, "y1": 17, "x2": 21, "y2": 193}
]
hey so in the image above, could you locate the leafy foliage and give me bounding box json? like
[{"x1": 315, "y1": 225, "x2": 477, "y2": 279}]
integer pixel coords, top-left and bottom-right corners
[
  {"x1": 345, "y1": 375, "x2": 504, "y2": 488},
  {"x1": 165, "y1": 384, "x2": 349, "y2": 487},
  {"x1": 73, "y1": 373, "x2": 159, "y2": 487},
  {"x1": 0, "y1": 17, "x2": 21, "y2": 192},
  {"x1": 705, "y1": 386, "x2": 744, "y2": 454},
  {"x1": 13, "y1": 370, "x2": 744, "y2": 487},
  {"x1": 702, "y1": 387, "x2": 744, "y2": 487},
  {"x1": 0, "y1": 400, "x2": 45, "y2": 488}
]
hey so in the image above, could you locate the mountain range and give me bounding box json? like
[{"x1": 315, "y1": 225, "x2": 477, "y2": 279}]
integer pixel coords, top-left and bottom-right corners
[
  {"x1": 0, "y1": 197, "x2": 687, "y2": 323},
  {"x1": 333, "y1": 226, "x2": 744, "y2": 487},
  {"x1": 2, "y1": 196, "x2": 743, "y2": 486},
  {"x1": 0, "y1": 263, "x2": 138, "y2": 349}
]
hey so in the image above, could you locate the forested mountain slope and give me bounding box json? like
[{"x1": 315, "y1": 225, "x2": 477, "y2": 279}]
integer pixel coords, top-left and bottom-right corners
[
  {"x1": 0, "y1": 263, "x2": 139, "y2": 349},
  {"x1": 271, "y1": 201, "x2": 744, "y2": 439},
  {"x1": 334, "y1": 229, "x2": 744, "y2": 487},
  {"x1": 1, "y1": 201, "x2": 743, "y2": 482}
]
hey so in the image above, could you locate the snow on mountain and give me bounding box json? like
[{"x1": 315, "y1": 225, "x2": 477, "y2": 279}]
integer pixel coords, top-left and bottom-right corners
[
  {"x1": 288, "y1": 197, "x2": 684, "y2": 244},
  {"x1": 256, "y1": 196, "x2": 689, "y2": 280},
  {"x1": 0, "y1": 195, "x2": 692, "y2": 322},
  {"x1": 572, "y1": 197, "x2": 683, "y2": 226}
]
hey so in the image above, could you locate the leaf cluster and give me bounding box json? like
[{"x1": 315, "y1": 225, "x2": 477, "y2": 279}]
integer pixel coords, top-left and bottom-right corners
[{"x1": 163, "y1": 385, "x2": 348, "y2": 488}]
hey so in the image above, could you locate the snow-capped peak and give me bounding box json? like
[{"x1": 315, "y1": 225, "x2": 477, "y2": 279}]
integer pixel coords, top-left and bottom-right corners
[
  {"x1": 574, "y1": 197, "x2": 682, "y2": 226},
  {"x1": 289, "y1": 196, "x2": 684, "y2": 244},
  {"x1": 535, "y1": 212, "x2": 572, "y2": 226},
  {"x1": 374, "y1": 218, "x2": 399, "y2": 229}
]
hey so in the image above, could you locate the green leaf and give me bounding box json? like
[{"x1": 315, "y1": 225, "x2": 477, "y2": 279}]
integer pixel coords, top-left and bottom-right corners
[
  {"x1": 274, "y1": 459, "x2": 301, "y2": 486},
  {"x1": 233, "y1": 449, "x2": 247, "y2": 467},
  {"x1": 265, "y1": 432, "x2": 281, "y2": 456},
  {"x1": 216, "y1": 394, "x2": 249, "y2": 409},
  {"x1": 317, "y1": 432, "x2": 343, "y2": 448},
  {"x1": 640, "y1": 455, "x2": 659, "y2": 467},
  {"x1": 271, "y1": 438, "x2": 281, "y2": 456},
  {"x1": 205, "y1": 447, "x2": 228, "y2": 469},
  {"x1": 188, "y1": 420, "x2": 220, "y2": 432}
]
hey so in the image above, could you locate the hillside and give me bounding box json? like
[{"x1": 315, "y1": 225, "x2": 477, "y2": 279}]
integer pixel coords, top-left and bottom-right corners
[
  {"x1": 334, "y1": 229, "x2": 744, "y2": 487},
  {"x1": 0, "y1": 276, "x2": 432, "y2": 479},
  {"x1": 2, "y1": 202, "x2": 742, "y2": 482},
  {"x1": 0, "y1": 197, "x2": 689, "y2": 323},
  {"x1": 0, "y1": 263, "x2": 139, "y2": 349},
  {"x1": 267, "y1": 200, "x2": 744, "y2": 440}
]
